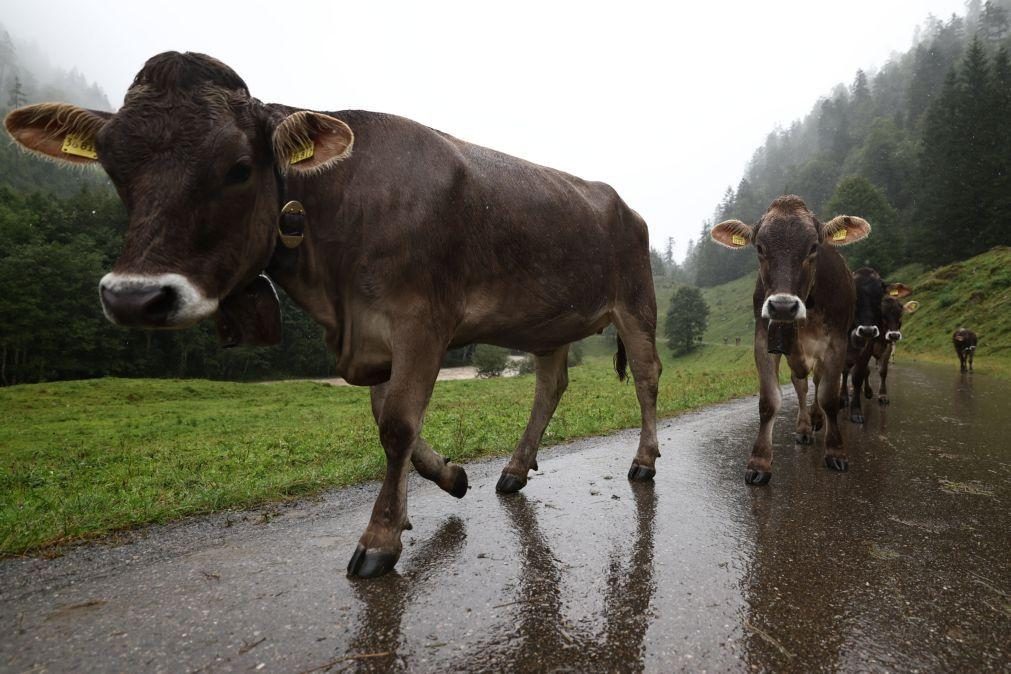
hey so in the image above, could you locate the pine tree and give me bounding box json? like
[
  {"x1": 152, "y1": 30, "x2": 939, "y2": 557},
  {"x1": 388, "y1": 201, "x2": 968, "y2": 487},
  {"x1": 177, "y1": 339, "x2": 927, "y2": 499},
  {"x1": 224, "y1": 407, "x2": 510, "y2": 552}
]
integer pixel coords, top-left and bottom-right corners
[
  {"x1": 7, "y1": 74, "x2": 26, "y2": 109},
  {"x1": 664, "y1": 286, "x2": 709, "y2": 355}
]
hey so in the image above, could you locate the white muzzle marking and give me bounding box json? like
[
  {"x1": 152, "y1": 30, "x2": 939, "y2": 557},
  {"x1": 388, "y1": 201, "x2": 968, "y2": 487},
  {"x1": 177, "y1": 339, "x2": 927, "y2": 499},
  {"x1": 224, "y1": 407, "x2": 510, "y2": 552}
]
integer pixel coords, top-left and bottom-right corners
[
  {"x1": 99, "y1": 272, "x2": 218, "y2": 326},
  {"x1": 761, "y1": 293, "x2": 807, "y2": 320},
  {"x1": 886, "y1": 331, "x2": 902, "y2": 341}
]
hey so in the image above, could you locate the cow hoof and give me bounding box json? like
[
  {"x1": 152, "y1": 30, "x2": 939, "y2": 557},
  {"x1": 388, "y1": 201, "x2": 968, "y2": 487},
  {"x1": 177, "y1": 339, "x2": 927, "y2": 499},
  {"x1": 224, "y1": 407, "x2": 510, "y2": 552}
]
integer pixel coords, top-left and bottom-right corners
[
  {"x1": 744, "y1": 469, "x2": 771, "y2": 485},
  {"x1": 878, "y1": 396, "x2": 889, "y2": 405},
  {"x1": 794, "y1": 432, "x2": 814, "y2": 445},
  {"x1": 446, "y1": 465, "x2": 469, "y2": 499},
  {"x1": 496, "y1": 473, "x2": 527, "y2": 494},
  {"x1": 824, "y1": 456, "x2": 849, "y2": 472},
  {"x1": 849, "y1": 412, "x2": 865, "y2": 424},
  {"x1": 627, "y1": 463, "x2": 656, "y2": 481},
  {"x1": 347, "y1": 544, "x2": 400, "y2": 578}
]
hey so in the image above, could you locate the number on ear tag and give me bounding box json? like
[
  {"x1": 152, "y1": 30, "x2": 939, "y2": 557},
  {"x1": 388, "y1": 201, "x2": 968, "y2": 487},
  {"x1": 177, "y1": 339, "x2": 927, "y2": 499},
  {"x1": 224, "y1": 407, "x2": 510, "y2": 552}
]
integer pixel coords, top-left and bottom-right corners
[
  {"x1": 290, "y1": 141, "x2": 314, "y2": 165},
  {"x1": 889, "y1": 289, "x2": 899, "y2": 296},
  {"x1": 731, "y1": 234, "x2": 747, "y2": 246},
  {"x1": 61, "y1": 133, "x2": 97, "y2": 159},
  {"x1": 832, "y1": 229, "x2": 847, "y2": 241}
]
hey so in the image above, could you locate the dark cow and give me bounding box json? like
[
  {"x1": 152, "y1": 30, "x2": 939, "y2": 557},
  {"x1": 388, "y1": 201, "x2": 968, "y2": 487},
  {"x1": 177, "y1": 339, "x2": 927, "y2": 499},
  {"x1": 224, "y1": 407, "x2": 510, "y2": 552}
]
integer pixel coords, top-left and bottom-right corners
[
  {"x1": 840, "y1": 268, "x2": 912, "y2": 422},
  {"x1": 711, "y1": 195, "x2": 870, "y2": 484},
  {"x1": 4, "y1": 52, "x2": 662, "y2": 578},
  {"x1": 861, "y1": 297, "x2": 919, "y2": 404},
  {"x1": 953, "y1": 329, "x2": 978, "y2": 371}
]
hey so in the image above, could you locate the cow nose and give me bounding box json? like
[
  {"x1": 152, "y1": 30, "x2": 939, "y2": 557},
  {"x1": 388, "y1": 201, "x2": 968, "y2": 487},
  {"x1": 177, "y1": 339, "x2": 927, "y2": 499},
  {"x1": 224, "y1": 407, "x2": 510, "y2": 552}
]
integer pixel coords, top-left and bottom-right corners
[
  {"x1": 100, "y1": 283, "x2": 177, "y2": 326},
  {"x1": 857, "y1": 325, "x2": 880, "y2": 339},
  {"x1": 886, "y1": 331, "x2": 901, "y2": 342},
  {"x1": 768, "y1": 297, "x2": 800, "y2": 320}
]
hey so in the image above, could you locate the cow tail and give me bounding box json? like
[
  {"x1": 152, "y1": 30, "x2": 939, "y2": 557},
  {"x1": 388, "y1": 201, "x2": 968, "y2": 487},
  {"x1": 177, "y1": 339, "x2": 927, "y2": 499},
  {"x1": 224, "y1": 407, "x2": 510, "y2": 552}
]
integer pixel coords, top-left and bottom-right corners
[{"x1": 614, "y1": 337, "x2": 628, "y2": 382}]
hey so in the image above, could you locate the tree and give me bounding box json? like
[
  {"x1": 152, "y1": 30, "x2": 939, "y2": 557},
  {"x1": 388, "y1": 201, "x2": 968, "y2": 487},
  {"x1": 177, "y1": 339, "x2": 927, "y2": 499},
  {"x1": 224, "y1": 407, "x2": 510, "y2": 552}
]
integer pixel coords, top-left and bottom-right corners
[
  {"x1": 825, "y1": 176, "x2": 900, "y2": 274},
  {"x1": 7, "y1": 74, "x2": 26, "y2": 109},
  {"x1": 664, "y1": 286, "x2": 709, "y2": 355}
]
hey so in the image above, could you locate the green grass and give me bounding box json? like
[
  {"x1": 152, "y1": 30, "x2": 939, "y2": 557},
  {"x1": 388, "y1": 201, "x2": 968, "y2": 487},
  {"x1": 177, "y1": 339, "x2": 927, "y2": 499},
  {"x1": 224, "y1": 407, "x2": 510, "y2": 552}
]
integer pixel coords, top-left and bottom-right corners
[
  {"x1": 899, "y1": 246, "x2": 1011, "y2": 378},
  {"x1": 0, "y1": 345, "x2": 758, "y2": 556},
  {"x1": 700, "y1": 273, "x2": 758, "y2": 345}
]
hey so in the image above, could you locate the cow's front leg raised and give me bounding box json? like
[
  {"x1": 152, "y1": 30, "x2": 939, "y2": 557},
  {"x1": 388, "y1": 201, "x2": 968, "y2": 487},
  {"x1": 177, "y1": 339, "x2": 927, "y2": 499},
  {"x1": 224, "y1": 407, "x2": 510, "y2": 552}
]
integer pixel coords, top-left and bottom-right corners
[
  {"x1": 497, "y1": 346, "x2": 569, "y2": 493},
  {"x1": 371, "y1": 383, "x2": 468, "y2": 499},
  {"x1": 348, "y1": 342, "x2": 443, "y2": 578},
  {"x1": 748, "y1": 338, "x2": 781, "y2": 485}
]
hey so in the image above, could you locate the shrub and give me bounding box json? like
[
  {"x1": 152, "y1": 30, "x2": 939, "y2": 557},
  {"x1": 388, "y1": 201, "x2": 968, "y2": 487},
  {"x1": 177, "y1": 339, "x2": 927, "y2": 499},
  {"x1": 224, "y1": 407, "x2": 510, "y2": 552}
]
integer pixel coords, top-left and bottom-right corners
[{"x1": 473, "y1": 344, "x2": 509, "y2": 377}]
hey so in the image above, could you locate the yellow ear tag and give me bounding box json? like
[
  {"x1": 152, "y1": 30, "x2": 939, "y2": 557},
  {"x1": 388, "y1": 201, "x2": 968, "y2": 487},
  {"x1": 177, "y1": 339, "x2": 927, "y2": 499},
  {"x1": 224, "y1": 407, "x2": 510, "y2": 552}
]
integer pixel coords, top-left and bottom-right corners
[
  {"x1": 832, "y1": 229, "x2": 847, "y2": 241},
  {"x1": 289, "y1": 141, "x2": 314, "y2": 165},
  {"x1": 889, "y1": 289, "x2": 900, "y2": 296},
  {"x1": 61, "y1": 133, "x2": 97, "y2": 160},
  {"x1": 731, "y1": 234, "x2": 747, "y2": 246}
]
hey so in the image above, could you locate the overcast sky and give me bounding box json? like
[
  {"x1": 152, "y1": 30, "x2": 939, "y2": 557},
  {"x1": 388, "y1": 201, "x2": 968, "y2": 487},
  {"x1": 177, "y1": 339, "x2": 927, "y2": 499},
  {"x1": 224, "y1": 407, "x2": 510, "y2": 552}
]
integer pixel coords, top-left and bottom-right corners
[{"x1": 6, "y1": 0, "x2": 965, "y2": 261}]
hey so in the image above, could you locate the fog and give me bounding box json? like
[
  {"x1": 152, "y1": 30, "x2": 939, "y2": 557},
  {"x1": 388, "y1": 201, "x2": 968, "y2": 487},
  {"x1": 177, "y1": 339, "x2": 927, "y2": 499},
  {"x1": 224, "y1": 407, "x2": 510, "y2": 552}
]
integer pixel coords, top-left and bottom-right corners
[{"x1": 4, "y1": 0, "x2": 965, "y2": 259}]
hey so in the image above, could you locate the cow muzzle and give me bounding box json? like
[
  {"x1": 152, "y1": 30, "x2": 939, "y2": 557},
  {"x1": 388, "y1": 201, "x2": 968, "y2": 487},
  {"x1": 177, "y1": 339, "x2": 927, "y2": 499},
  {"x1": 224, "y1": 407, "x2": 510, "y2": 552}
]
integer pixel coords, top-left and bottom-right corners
[
  {"x1": 762, "y1": 294, "x2": 806, "y2": 321},
  {"x1": 852, "y1": 325, "x2": 880, "y2": 341},
  {"x1": 885, "y1": 330, "x2": 902, "y2": 342},
  {"x1": 99, "y1": 273, "x2": 218, "y2": 328}
]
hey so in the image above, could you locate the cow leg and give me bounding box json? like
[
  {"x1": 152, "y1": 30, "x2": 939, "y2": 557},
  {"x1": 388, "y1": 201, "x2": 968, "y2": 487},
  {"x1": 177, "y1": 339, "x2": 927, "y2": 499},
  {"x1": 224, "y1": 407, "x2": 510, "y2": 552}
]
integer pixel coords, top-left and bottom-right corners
[
  {"x1": 613, "y1": 316, "x2": 662, "y2": 481},
  {"x1": 792, "y1": 374, "x2": 814, "y2": 445},
  {"x1": 348, "y1": 339, "x2": 443, "y2": 579},
  {"x1": 370, "y1": 383, "x2": 468, "y2": 500},
  {"x1": 959, "y1": 351, "x2": 967, "y2": 371},
  {"x1": 810, "y1": 370, "x2": 825, "y2": 433},
  {"x1": 818, "y1": 350, "x2": 848, "y2": 472},
  {"x1": 849, "y1": 355, "x2": 869, "y2": 424},
  {"x1": 969, "y1": 350, "x2": 974, "y2": 371},
  {"x1": 748, "y1": 330, "x2": 781, "y2": 485},
  {"x1": 862, "y1": 359, "x2": 874, "y2": 400},
  {"x1": 496, "y1": 346, "x2": 570, "y2": 493},
  {"x1": 839, "y1": 366, "x2": 851, "y2": 408},
  {"x1": 877, "y1": 345, "x2": 892, "y2": 404}
]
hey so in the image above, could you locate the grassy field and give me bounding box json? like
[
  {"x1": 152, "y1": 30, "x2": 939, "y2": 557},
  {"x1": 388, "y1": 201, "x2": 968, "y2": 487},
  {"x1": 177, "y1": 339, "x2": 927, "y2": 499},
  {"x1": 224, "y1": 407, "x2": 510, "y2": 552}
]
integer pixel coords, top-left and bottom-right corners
[
  {"x1": 0, "y1": 345, "x2": 759, "y2": 556},
  {"x1": 897, "y1": 247, "x2": 1011, "y2": 378}
]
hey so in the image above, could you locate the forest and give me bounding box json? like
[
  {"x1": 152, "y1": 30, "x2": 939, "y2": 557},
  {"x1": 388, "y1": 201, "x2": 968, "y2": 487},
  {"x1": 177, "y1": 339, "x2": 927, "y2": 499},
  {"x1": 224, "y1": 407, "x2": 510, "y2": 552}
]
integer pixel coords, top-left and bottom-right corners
[{"x1": 670, "y1": 0, "x2": 1011, "y2": 287}]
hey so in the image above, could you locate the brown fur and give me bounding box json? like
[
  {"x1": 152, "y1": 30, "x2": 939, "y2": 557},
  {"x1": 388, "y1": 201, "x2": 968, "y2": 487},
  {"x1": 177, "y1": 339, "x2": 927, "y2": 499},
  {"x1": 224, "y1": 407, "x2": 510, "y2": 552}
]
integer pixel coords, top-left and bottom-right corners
[{"x1": 712, "y1": 195, "x2": 867, "y2": 482}]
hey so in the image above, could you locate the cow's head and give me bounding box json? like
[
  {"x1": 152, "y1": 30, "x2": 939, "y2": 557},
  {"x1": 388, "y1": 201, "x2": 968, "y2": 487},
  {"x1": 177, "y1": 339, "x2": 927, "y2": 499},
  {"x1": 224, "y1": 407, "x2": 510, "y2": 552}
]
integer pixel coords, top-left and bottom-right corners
[
  {"x1": 4, "y1": 52, "x2": 353, "y2": 335},
  {"x1": 710, "y1": 195, "x2": 870, "y2": 322},
  {"x1": 880, "y1": 292, "x2": 917, "y2": 344}
]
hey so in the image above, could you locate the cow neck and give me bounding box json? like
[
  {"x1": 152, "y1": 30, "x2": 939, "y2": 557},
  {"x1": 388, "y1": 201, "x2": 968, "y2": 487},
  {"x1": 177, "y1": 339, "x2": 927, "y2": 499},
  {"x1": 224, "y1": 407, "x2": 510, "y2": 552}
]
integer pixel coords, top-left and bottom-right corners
[{"x1": 265, "y1": 165, "x2": 301, "y2": 277}]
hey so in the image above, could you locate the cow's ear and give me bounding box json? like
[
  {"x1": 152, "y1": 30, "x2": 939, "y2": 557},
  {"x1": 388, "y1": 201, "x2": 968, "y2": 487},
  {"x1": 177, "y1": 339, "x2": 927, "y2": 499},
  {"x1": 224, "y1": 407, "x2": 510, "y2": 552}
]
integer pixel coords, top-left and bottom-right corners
[
  {"x1": 272, "y1": 111, "x2": 353, "y2": 174},
  {"x1": 903, "y1": 300, "x2": 920, "y2": 314},
  {"x1": 822, "y1": 215, "x2": 871, "y2": 246},
  {"x1": 710, "y1": 220, "x2": 753, "y2": 249},
  {"x1": 4, "y1": 103, "x2": 111, "y2": 165},
  {"x1": 886, "y1": 283, "x2": 912, "y2": 298}
]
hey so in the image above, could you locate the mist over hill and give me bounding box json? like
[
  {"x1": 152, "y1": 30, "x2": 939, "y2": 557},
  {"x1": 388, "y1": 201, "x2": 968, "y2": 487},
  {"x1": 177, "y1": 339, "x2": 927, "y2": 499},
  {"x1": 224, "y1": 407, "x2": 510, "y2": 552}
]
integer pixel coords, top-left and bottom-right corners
[{"x1": 668, "y1": 0, "x2": 1011, "y2": 288}]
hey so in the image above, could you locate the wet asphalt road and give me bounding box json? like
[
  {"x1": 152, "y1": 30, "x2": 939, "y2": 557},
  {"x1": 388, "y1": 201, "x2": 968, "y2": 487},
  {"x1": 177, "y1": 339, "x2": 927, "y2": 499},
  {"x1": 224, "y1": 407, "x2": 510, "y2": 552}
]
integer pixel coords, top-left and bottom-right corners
[{"x1": 1, "y1": 361, "x2": 1009, "y2": 673}]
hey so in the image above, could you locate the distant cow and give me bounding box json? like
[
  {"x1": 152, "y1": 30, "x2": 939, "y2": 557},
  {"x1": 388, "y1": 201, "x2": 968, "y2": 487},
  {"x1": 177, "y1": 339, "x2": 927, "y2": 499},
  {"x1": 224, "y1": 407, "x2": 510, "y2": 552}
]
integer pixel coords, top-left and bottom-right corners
[
  {"x1": 840, "y1": 268, "x2": 912, "y2": 422},
  {"x1": 953, "y1": 329, "x2": 978, "y2": 371},
  {"x1": 711, "y1": 195, "x2": 870, "y2": 483},
  {"x1": 5, "y1": 52, "x2": 662, "y2": 578}
]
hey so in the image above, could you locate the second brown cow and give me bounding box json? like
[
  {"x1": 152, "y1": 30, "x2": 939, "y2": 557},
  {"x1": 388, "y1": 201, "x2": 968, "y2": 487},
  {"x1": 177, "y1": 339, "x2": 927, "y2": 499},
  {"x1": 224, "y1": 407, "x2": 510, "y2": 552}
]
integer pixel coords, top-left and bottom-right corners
[{"x1": 711, "y1": 195, "x2": 870, "y2": 484}]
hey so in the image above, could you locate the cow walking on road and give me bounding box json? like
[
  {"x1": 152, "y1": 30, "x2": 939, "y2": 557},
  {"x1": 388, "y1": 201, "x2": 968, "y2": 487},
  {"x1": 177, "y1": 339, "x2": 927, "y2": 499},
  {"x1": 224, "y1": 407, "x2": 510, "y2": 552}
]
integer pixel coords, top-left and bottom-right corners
[
  {"x1": 711, "y1": 195, "x2": 870, "y2": 484},
  {"x1": 4, "y1": 52, "x2": 662, "y2": 578},
  {"x1": 840, "y1": 268, "x2": 914, "y2": 422},
  {"x1": 953, "y1": 329, "x2": 978, "y2": 371}
]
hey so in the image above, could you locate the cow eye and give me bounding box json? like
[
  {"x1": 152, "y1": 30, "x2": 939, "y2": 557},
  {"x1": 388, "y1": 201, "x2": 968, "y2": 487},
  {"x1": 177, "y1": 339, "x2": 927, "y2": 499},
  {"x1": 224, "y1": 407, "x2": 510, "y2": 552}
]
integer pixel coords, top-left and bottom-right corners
[{"x1": 224, "y1": 159, "x2": 252, "y2": 186}]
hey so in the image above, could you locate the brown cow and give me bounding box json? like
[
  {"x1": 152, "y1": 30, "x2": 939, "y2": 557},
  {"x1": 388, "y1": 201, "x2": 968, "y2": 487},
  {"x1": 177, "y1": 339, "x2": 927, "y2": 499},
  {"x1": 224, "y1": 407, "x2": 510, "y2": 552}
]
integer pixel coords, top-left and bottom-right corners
[
  {"x1": 840, "y1": 268, "x2": 912, "y2": 422},
  {"x1": 711, "y1": 196, "x2": 870, "y2": 484},
  {"x1": 4, "y1": 52, "x2": 662, "y2": 578},
  {"x1": 858, "y1": 297, "x2": 919, "y2": 405},
  {"x1": 953, "y1": 329, "x2": 978, "y2": 371}
]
